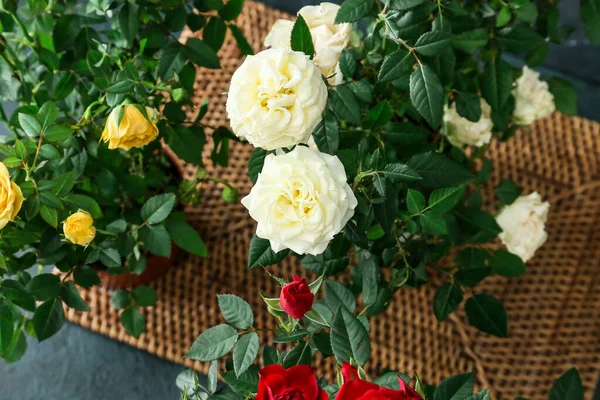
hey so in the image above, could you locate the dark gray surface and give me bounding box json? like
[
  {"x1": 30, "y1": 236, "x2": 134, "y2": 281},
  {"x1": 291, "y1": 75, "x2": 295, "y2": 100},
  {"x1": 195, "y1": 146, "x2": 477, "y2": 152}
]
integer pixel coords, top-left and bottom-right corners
[{"x1": 1, "y1": 1, "x2": 600, "y2": 399}]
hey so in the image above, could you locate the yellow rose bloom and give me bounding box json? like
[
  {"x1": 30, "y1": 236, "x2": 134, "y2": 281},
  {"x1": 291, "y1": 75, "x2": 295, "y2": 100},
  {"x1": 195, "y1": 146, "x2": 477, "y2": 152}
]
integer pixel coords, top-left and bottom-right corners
[
  {"x1": 63, "y1": 211, "x2": 96, "y2": 246},
  {"x1": 101, "y1": 105, "x2": 159, "y2": 151},
  {"x1": 0, "y1": 161, "x2": 23, "y2": 229}
]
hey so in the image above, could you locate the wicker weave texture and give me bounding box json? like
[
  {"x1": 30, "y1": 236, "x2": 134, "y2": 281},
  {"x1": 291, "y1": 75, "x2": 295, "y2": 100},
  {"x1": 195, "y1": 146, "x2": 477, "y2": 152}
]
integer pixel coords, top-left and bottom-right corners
[{"x1": 61, "y1": 3, "x2": 600, "y2": 399}]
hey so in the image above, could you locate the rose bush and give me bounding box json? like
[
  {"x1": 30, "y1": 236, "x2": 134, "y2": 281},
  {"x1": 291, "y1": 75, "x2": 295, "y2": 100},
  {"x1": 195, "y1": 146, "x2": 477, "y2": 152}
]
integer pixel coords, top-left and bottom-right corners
[
  {"x1": 0, "y1": 0, "x2": 249, "y2": 361},
  {"x1": 179, "y1": 279, "x2": 587, "y2": 399},
  {"x1": 237, "y1": 0, "x2": 582, "y2": 337}
]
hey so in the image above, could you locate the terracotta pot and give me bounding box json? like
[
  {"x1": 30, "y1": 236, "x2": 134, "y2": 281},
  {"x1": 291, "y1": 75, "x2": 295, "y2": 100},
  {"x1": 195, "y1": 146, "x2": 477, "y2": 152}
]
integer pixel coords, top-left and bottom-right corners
[
  {"x1": 96, "y1": 244, "x2": 179, "y2": 290},
  {"x1": 96, "y1": 145, "x2": 184, "y2": 290}
]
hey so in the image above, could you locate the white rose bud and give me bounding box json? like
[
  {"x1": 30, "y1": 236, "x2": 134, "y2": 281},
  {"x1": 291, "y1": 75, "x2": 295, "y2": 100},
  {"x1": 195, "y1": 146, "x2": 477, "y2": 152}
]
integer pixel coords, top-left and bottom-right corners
[
  {"x1": 241, "y1": 146, "x2": 358, "y2": 256},
  {"x1": 226, "y1": 48, "x2": 327, "y2": 150},
  {"x1": 496, "y1": 192, "x2": 550, "y2": 262},
  {"x1": 512, "y1": 66, "x2": 555, "y2": 125},
  {"x1": 264, "y1": 2, "x2": 352, "y2": 85},
  {"x1": 443, "y1": 98, "x2": 494, "y2": 148}
]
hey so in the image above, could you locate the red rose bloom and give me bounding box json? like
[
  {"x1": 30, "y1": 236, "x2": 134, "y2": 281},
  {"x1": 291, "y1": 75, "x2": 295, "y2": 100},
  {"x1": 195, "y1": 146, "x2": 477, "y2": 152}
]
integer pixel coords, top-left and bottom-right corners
[
  {"x1": 257, "y1": 364, "x2": 328, "y2": 400},
  {"x1": 279, "y1": 275, "x2": 314, "y2": 319},
  {"x1": 337, "y1": 363, "x2": 422, "y2": 400}
]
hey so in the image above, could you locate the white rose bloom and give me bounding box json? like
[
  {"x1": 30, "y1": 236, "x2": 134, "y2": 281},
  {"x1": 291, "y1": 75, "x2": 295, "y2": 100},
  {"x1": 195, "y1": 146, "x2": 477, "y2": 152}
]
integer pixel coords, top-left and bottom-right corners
[
  {"x1": 226, "y1": 48, "x2": 327, "y2": 150},
  {"x1": 264, "y1": 2, "x2": 352, "y2": 85},
  {"x1": 512, "y1": 66, "x2": 556, "y2": 125},
  {"x1": 241, "y1": 146, "x2": 358, "y2": 256},
  {"x1": 496, "y1": 192, "x2": 550, "y2": 262},
  {"x1": 444, "y1": 98, "x2": 493, "y2": 148}
]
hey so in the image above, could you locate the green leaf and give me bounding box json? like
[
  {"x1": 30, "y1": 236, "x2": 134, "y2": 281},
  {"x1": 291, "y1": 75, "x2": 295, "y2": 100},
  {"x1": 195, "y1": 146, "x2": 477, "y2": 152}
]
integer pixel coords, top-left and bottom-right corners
[
  {"x1": 481, "y1": 58, "x2": 512, "y2": 110},
  {"x1": 364, "y1": 101, "x2": 393, "y2": 129},
  {"x1": 140, "y1": 225, "x2": 172, "y2": 258},
  {"x1": 433, "y1": 282, "x2": 463, "y2": 321},
  {"x1": 495, "y1": 179, "x2": 521, "y2": 205},
  {"x1": 464, "y1": 390, "x2": 490, "y2": 400},
  {"x1": 107, "y1": 219, "x2": 127, "y2": 234},
  {"x1": 548, "y1": 77, "x2": 577, "y2": 115},
  {"x1": 334, "y1": 0, "x2": 375, "y2": 24},
  {"x1": 100, "y1": 248, "x2": 121, "y2": 268},
  {"x1": 407, "y1": 152, "x2": 474, "y2": 188},
  {"x1": 516, "y1": 3, "x2": 538, "y2": 22},
  {"x1": 186, "y1": 324, "x2": 239, "y2": 361},
  {"x1": 248, "y1": 235, "x2": 288, "y2": 269},
  {"x1": 33, "y1": 298, "x2": 65, "y2": 341},
  {"x1": 475, "y1": 158, "x2": 492, "y2": 185},
  {"x1": 217, "y1": 294, "x2": 254, "y2": 329},
  {"x1": 360, "y1": 253, "x2": 379, "y2": 307},
  {"x1": 233, "y1": 332, "x2": 259, "y2": 377},
  {"x1": 37, "y1": 102, "x2": 57, "y2": 127},
  {"x1": 313, "y1": 109, "x2": 339, "y2": 154},
  {"x1": 339, "y1": 48, "x2": 355, "y2": 78},
  {"x1": 378, "y1": 48, "x2": 413, "y2": 82},
  {"x1": 73, "y1": 265, "x2": 100, "y2": 288},
  {"x1": 106, "y1": 79, "x2": 134, "y2": 94},
  {"x1": 428, "y1": 185, "x2": 466, "y2": 214},
  {"x1": 0, "y1": 304, "x2": 14, "y2": 356},
  {"x1": 497, "y1": 27, "x2": 546, "y2": 53},
  {"x1": 453, "y1": 28, "x2": 489, "y2": 54},
  {"x1": 301, "y1": 235, "x2": 350, "y2": 276},
  {"x1": 465, "y1": 294, "x2": 508, "y2": 337},
  {"x1": 421, "y1": 213, "x2": 448, "y2": 235},
  {"x1": 44, "y1": 125, "x2": 75, "y2": 142},
  {"x1": 262, "y1": 346, "x2": 279, "y2": 366},
  {"x1": 229, "y1": 24, "x2": 254, "y2": 55},
  {"x1": 407, "y1": 189, "x2": 426, "y2": 214},
  {"x1": 111, "y1": 289, "x2": 132, "y2": 310},
  {"x1": 118, "y1": 2, "x2": 139, "y2": 47},
  {"x1": 141, "y1": 193, "x2": 176, "y2": 224},
  {"x1": 433, "y1": 372, "x2": 475, "y2": 400},
  {"x1": 325, "y1": 280, "x2": 356, "y2": 313},
  {"x1": 18, "y1": 113, "x2": 41, "y2": 137},
  {"x1": 489, "y1": 249, "x2": 526, "y2": 277},
  {"x1": 414, "y1": 31, "x2": 452, "y2": 56},
  {"x1": 132, "y1": 286, "x2": 157, "y2": 307},
  {"x1": 248, "y1": 148, "x2": 267, "y2": 185},
  {"x1": 283, "y1": 342, "x2": 313, "y2": 368},
  {"x1": 382, "y1": 163, "x2": 421, "y2": 182},
  {"x1": 387, "y1": 0, "x2": 425, "y2": 10},
  {"x1": 120, "y1": 307, "x2": 145, "y2": 337},
  {"x1": 158, "y1": 41, "x2": 186, "y2": 80},
  {"x1": 40, "y1": 191, "x2": 62, "y2": 209},
  {"x1": 67, "y1": 194, "x2": 102, "y2": 219},
  {"x1": 185, "y1": 38, "x2": 221, "y2": 69},
  {"x1": 329, "y1": 86, "x2": 361, "y2": 125},
  {"x1": 220, "y1": 0, "x2": 244, "y2": 20},
  {"x1": 330, "y1": 307, "x2": 370, "y2": 366},
  {"x1": 410, "y1": 64, "x2": 444, "y2": 128},
  {"x1": 496, "y1": 7, "x2": 511, "y2": 27},
  {"x1": 549, "y1": 368, "x2": 584, "y2": 400},
  {"x1": 53, "y1": 73, "x2": 76, "y2": 100},
  {"x1": 60, "y1": 281, "x2": 90, "y2": 312},
  {"x1": 167, "y1": 125, "x2": 204, "y2": 165},
  {"x1": 2, "y1": 280, "x2": 36, "y2": 311},
  {"x1": 581, "y1": 0, "x2": 600, "y2": 45},
  {"x1": 291, "y1": 14, "x2": 314, "y2": 57},
  {"x1": 165, "y1": 220, "x2": 208, "y2": 257},
  {"x1": 27, "y1": 274, "x2": 61, "y2": 301},
  {"x1": 455, "y1": 93, "x2": 482, "y2": 123},
  {"x1": 203, "y1": 17, "x2": 227, "y2": 51},
  {"x1": 208, "y1": 360, "x2": 219, "y2": 392},
  {"x1": 39, "y1": 205, "x2": 58, "y2": 228},
  {"x1": 52, "y1": 172, "x2": 75, "y2": 197}
]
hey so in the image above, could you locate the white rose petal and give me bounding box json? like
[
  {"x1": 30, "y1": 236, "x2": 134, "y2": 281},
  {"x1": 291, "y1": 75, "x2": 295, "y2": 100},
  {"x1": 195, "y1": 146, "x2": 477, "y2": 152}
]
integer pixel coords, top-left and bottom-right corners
[
  {"x1": 512, "y1": 66, "x2": 556, "y2": 125},
  {"x1": 241, "y1": 146, "x2": 358, "y2": 256},
  {"x1": 496, "y1": 192, "x2": 550, "y2": 262},
  {"x1": 444, "y1": 98, "x2": 494, "y2": 148},
  {"x1": 264, "y1": 2, "x2": 351, "y2": 85},
  {"x1": 226, "y1": 48, "x2": 327, "y2": 150}
]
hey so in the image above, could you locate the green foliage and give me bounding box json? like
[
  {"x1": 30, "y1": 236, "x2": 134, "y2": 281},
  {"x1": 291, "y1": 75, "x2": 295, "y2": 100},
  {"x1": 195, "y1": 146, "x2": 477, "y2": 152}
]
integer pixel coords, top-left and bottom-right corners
[{"x1": 0, "y1": 0, "x2": 248, "y2": 358}]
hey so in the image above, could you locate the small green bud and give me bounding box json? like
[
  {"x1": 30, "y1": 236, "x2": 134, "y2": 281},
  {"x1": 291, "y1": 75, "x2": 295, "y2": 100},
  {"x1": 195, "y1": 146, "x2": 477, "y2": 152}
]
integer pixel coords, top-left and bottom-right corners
[
  {"x1": 196, "y1": 167, "x2": 207, "y2": 180},
  {"x1": 222, "y1": 186, "x2": 239, "y2": 203}
]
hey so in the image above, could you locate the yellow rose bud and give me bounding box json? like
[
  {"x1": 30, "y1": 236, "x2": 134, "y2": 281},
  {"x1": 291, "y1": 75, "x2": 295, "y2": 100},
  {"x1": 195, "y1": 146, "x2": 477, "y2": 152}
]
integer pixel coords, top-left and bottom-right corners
[
  {"x1": 63, "y1": 211, "x2": 96, "y2": 246},
  {"x1": 0, "y1": 162, "x2": 23, "y2": 229},
  {"x1": 101, "y1": 105, "x2": 159, "y2": 151}
]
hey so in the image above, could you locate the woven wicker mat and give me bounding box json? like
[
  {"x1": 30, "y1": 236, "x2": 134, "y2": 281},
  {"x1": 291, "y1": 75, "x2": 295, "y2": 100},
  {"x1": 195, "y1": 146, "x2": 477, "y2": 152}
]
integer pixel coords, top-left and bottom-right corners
[{"x1": 60, "y1": 2, "x2": 600, "y2": 399}]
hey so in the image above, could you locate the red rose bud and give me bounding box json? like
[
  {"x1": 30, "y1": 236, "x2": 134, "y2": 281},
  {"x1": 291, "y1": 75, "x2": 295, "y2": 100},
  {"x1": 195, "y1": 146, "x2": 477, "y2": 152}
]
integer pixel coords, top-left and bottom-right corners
[
  {"x1": 337, "y1": 364, "x2": 422, "y2": 400},
  {"x1": 257, "y1": 364, "x2": 328, "y2": 400},
  {"x1": 279, "y1": 275, "x2": 314, "y2": 319}
]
